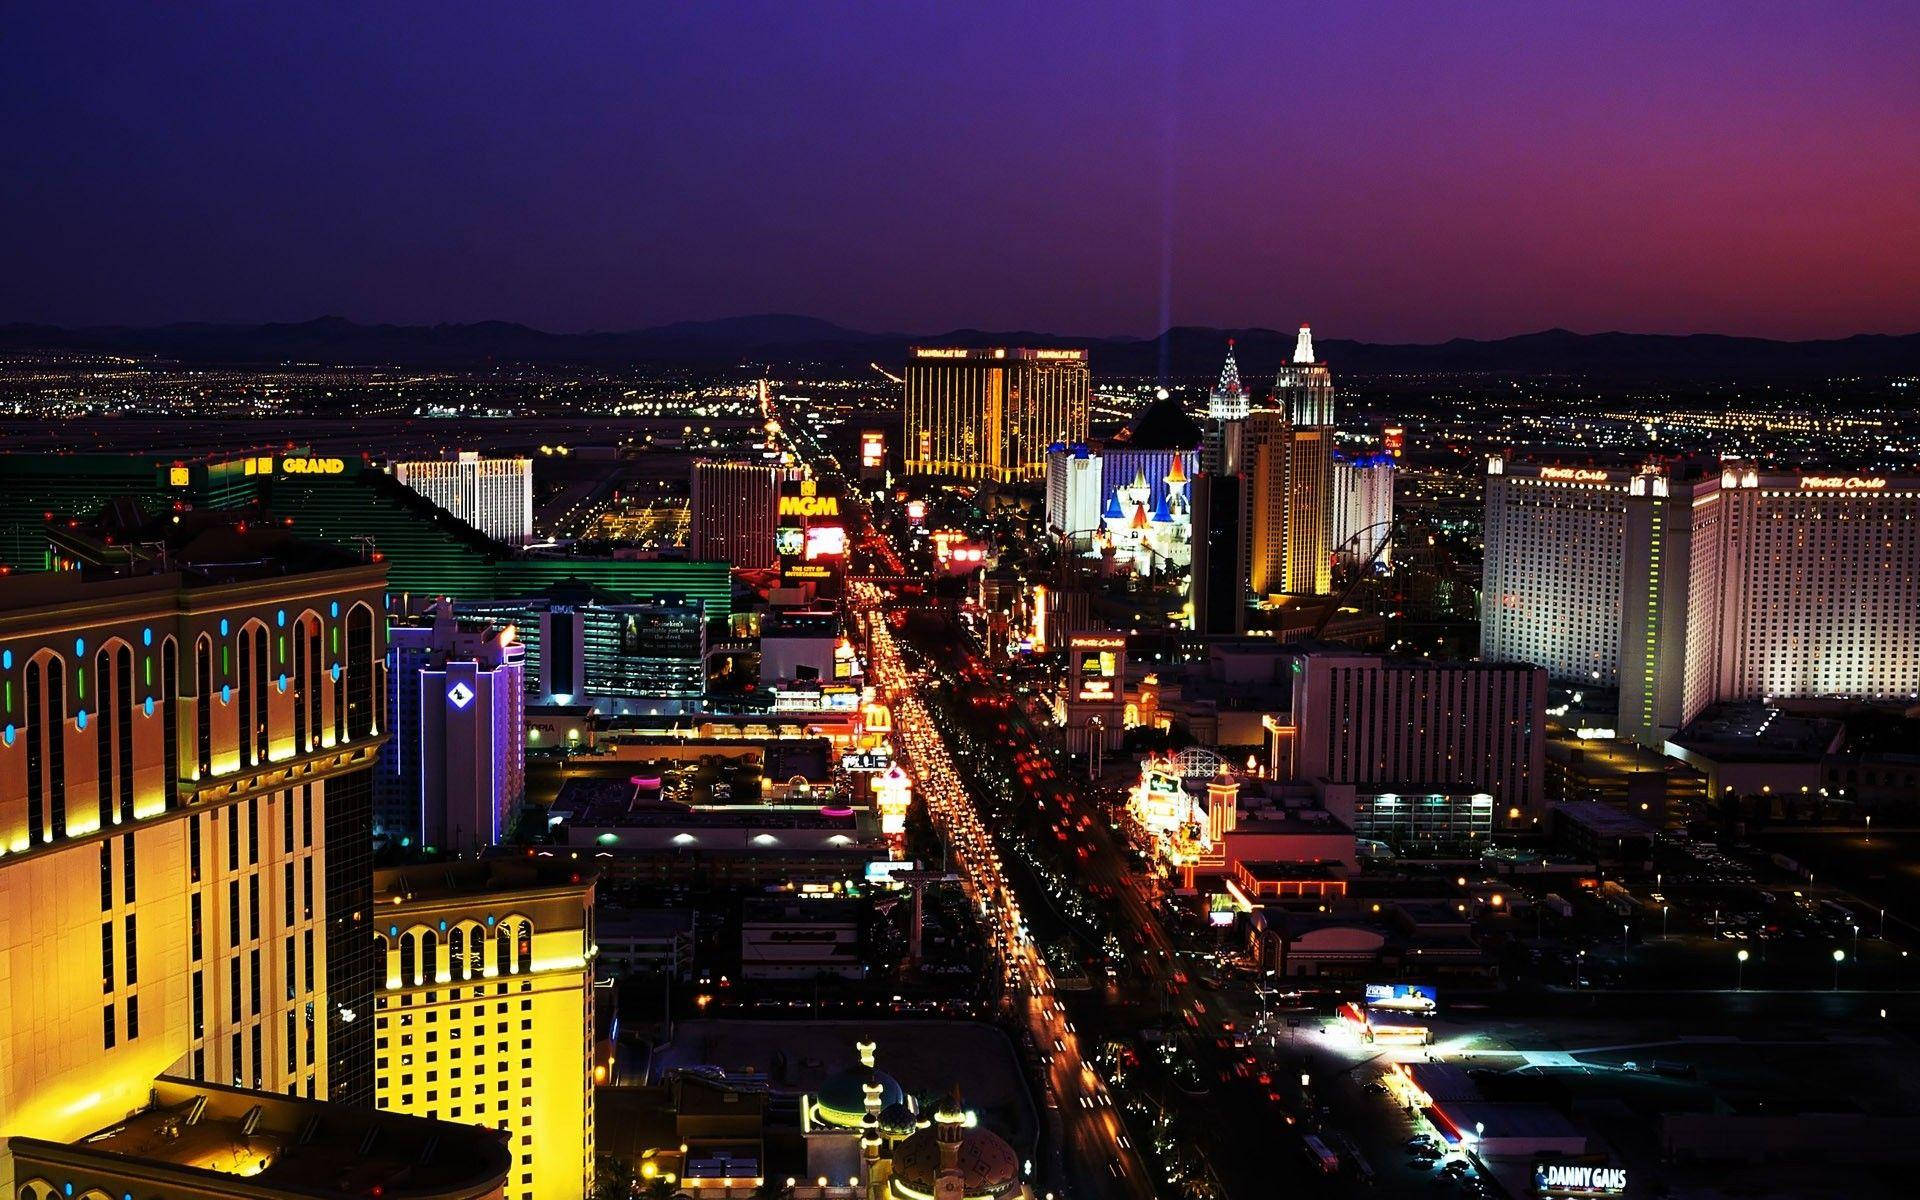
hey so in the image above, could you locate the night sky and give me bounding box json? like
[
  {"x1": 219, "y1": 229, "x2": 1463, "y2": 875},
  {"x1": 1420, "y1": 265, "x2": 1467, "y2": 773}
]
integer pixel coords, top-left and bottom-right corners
[{"x1": 6, "y1": 1, "x2": 1916, "y2": 340}]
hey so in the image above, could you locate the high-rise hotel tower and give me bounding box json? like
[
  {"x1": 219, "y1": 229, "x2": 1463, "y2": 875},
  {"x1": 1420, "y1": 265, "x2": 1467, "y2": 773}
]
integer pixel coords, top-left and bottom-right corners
[
  {"x1": 392, "y1": 452, "x2": 535, "y2": 547},
  {"x1": 903, "y1": 348, "x2": 1090, "y2": 482},
  {"x1": 1483, "y1": 457, "x2": 1920, "y2": 747},
  {"x1": 1242, "y1": 327, "x2": 1336, "y2": 598},
  {"x1": 373, "y1": 861, "x2": 597, "y2": 1200},
  {"x1": 0, "y1": 527, "x2": 512, "y2": 1199}
]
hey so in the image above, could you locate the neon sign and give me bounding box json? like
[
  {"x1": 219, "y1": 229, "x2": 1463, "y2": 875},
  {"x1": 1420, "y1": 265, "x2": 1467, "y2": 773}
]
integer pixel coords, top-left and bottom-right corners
[
  {"x1": 778, "y1": 494, "x2": 841, "y2": 518},
  {"x1": 1800, "y1": 475, "x2": 1886, "y2": 490},
  {"x1": 1535, "y1": 1163, "x2": 1627, "y2": 1196},
  {"x1": 282, "y1": 457, "x2": 346, "y2": 475},
  {"x1": 1539, "y1": 467, "x2": 1609, "y2": 483}
]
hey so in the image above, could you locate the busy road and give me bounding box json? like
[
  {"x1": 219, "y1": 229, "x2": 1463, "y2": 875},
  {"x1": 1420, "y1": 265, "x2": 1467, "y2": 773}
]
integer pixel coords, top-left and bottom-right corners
[{"x1": 854, "y1": 582, "x2": 1154, "y2": 1200}]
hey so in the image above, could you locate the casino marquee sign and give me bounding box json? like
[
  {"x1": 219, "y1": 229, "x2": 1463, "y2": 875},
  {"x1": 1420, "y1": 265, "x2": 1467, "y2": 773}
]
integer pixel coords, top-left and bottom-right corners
[{"x1": 1534, "y1": 1162, "x2": 1627, "y2": 1197}]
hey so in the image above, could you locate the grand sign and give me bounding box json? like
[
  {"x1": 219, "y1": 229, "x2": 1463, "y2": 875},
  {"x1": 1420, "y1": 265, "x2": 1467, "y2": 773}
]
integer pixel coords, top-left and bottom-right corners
[
  {"x1": 1800, "y1": 475, "x2": 1887, "y2": 490},
  {"x1": 281, "y1": 457, "x2": 346, "y2": 475},
  {"x1": 1539, "y1": 467, "x2": 1610, "y2": 483}
]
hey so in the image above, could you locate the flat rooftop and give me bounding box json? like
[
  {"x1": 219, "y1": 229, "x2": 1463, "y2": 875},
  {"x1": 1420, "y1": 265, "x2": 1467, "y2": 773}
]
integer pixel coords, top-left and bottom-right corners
[
  {"x1": 552, "y1": 777, "x2": 859, "y2": 831},
  {"x1": 373, "y1": 857, "x2": 594, "y2": 904},
  {"x1": 34, "y1": 1076, "x2": 510, "y2": 1199},
  {"x1": 1239, "y1": 860, "x2": 1348, "y2": 882},
  {"x1": 1550, "y1": 801, "x2": 1658, "y2": 837},
  {"x1": 1671, "y1": 701, "x2": 1844, "y2": 763}
]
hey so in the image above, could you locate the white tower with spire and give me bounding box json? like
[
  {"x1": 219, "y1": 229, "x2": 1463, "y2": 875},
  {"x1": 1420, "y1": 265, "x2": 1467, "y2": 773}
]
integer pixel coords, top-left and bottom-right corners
[
  {"x1": 1209, "y1": 338, "x2": 1250, "y2": 422},
  {"x1": 1294, "y1": 323, "x2": 1315, "y2": 364},
  {"x1": 1204, "y1": 339, "x2": 1250, "y2": 476}
]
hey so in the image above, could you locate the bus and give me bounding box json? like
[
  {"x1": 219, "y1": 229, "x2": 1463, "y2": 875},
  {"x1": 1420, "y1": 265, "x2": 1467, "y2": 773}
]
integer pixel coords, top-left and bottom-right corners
[{"x1": 1302, "y1": 1135, "x2": 1340, "y2": 1174}]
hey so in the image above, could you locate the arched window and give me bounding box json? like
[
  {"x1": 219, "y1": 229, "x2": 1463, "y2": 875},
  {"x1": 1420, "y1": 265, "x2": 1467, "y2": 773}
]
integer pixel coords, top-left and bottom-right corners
[
  {"x1": 237, "y1": 624, "x2": 255, "y2": 769},
  {"x1": 305, "y1": 617, "x2": 323, "y2": 750},
  {"x1": 496, "y1": 925, "x2": 513, "y2": 976},
  {"x1": 421, "y1": 928, "x2": 439, "y2": 984},
  {"x1": 44, "y1": 656, "x2": 67, "y2": 838},
  {"x1": 399, "y1": 932, "x2": 417, "y2": 987},
  {"x1": 195, "y1": 635, "x2": 214, "y2": 776},
  {"x1": 516, "y1": 919, "x2": 533, "y2": 974},
  {"x1": 162, "y1": 637, "x2": 180, "y2": 802},
  {"x1": 464, "y1": 922, "x2": 485, "y2": 979},
  {"x1": 238, "y1": 622, "x2": 268, "y2": 768},
  {"x1": 25, "y1": 658, "x2": 44, "y2": 842},
  {"x1": 448, "y1": 925, "x2": 466, "y2": 981},
  {"x1": 346, "y1": 604, "x2": 376, "y2": 740},
  {"x1": 250, "y1": 623, "x2": 268, "y2": 763},
  {"x1": 116, "y1": 643, "x2": 133, "y2": 821},
  {"x1": 96, "y1": 647, "x2": 114, "y2": 825}
]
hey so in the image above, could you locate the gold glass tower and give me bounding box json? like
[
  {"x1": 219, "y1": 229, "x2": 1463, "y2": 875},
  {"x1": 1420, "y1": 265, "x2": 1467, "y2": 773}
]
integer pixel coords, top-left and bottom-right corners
[
  {"x1": 1242, "y1": 326, "x2": 1337, "y2": 598},
  {"x1": 902, "y1": 348, "x2": 1089, "y2": 482}
]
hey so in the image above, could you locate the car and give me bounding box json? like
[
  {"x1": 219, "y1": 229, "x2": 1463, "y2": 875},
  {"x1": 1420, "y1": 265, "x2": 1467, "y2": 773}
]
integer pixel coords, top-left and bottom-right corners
[{"x1": 1363, "y1": 1080, "x2": 1389, "y2": 1095}]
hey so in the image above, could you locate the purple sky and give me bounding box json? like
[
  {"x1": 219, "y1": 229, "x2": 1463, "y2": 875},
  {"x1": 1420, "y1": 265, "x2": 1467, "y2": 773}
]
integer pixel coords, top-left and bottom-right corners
[{"x1": 5, "y1": 1, "x2": 1917, "y2": 340}]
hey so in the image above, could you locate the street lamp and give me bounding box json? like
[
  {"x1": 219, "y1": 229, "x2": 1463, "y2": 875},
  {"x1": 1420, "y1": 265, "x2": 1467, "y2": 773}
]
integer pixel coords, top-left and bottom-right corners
[
  {"x1": 1833, "y1": 948, "x2": 1846, "y2": 990},
  {"x1": 1662, "y1": 905, "x2": 1669, "y2": 938},
  {"x1": 1736, "y1": 948, "x2": 1748, "y2": 991}
]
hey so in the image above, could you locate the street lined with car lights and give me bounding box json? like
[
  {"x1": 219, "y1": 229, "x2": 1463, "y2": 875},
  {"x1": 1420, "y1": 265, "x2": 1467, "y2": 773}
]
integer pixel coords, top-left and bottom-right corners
[{"x1": 853, "y1": 582, "x2": 1150, "y2": 1200}]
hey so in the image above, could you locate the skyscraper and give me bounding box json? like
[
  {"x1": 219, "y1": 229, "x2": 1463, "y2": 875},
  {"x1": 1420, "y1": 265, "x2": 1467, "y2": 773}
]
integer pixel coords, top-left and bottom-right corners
[
  {"x1": 372, "y1": 860, "x2": 597, "y2": 1200},
  {"x1": 1279, "y1": 650, "x2": 1548, "y2": 814},
  {"x1": 378, "y1": 604, "x2": 526, "y2": 853},
  {"x1": 1239, "y1": 328, "x2": 1336, "y2": 599},
  {"x1": 1044, "y1": 443, "x2": 1104, "y2": 540},
  {"x1": 1331, "y1": 451, "x2": 1395, "y2": 568},
  {"x1": 392, "y1": 452, "x2": 535, "y2": 545},
  {"x1": 0, "y1": 528, "x2": 393, "y2": 1156},
  {"x1": 1274, "y1": 324, "x2": 1335, "y2": 428},
  {"x1": 1187, "y1": 472, "x2": 1246, "y2": 634},
  {"x1": 1202, "y1": 340, "x2": 1249, "y2": 476},
  {"x1": 690, "y1": 459, "x2": 794, "y2": 571},
  {"x1": 1482, "y1": 457, "x2": 1920, "y2": 747},
  {"x1": 902, "y1": 348, "x2": 1090, "y2": 482},
  {"x1": 453, "y1": 582, "x2": 709, "y2": 715}
]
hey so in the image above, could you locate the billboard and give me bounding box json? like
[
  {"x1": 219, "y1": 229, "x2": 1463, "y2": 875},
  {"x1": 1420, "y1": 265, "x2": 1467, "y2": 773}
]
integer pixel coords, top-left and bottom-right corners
[
  {"x1": 1534, "y1": 1163, "x2": 1627, "y2": 1198},
  {"x1": 1069, "y1": 633, "x2": 1124, "y2": 703},
  {"x1": 860, "y1": 430, "x2": 886, "y2": 471},
  {"x1": 1363, "y1": 983, "x2": 1437, "y2": 1012},
  {"x1": 778, "y1": 478, "x2": 847, "y2": 597}
]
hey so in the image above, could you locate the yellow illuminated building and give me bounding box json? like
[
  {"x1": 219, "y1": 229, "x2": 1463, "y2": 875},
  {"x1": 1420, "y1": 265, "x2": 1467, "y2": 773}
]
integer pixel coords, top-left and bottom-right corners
[
  {"x1": 902, "y1": 348, "x2": 1089, "y2": 483},
  {"x1": 372, "y1": 861, "x2": 598, "y2": 1200},
  {"x1": 0, "y1": 549, "x2": 509, "y2": 1198}
]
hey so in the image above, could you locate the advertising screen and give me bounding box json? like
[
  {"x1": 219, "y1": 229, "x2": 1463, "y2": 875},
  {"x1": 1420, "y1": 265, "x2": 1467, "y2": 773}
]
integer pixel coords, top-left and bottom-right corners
[
  {"x1": 1363, "y1": 983, "x2": 1438, "y2": 1011},
  {"x1": 805, "y1": 525, "x2": 847, "y2": 560}
]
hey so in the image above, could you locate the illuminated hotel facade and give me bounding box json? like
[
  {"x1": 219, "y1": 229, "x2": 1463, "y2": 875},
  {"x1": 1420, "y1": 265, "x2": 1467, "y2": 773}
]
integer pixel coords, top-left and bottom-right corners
[
  {"x1": 1241, "y1": 327, "x2": 1337, "y2": 599},
  {"x1": 372, "y1": 861, "x2": 597, "y2": 1200},
  {"x1": 392, "y1": 453, "x2": 535, "y2": 547},
  {"x1": 1483, "y1": 457, "x2": 1920, "y2": 748},
  {"x1": 1273, "y1": 652, "x2": 1548, "y2": 813},
  {"x1": 0, "y1": 555, "x2": 500, "y2": 1198},
  {"x1": 379, "y1": 607, "x2": 526, "y2": 853},
  {"x1": 902, "y1": 348, "x2": 1089, "y2": 482},
  {"x1": 690, "y1": 459, "x2": 797, "y2": 571}
]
